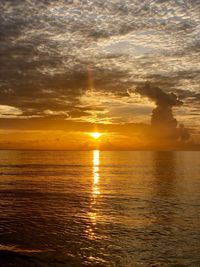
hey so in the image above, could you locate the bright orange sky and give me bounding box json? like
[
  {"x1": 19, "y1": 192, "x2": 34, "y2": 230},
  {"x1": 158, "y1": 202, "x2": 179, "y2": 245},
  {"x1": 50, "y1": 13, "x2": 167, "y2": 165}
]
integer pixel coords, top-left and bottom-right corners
[{"x1": 0, "y1": 1, "x2": 199, "y2": 150}]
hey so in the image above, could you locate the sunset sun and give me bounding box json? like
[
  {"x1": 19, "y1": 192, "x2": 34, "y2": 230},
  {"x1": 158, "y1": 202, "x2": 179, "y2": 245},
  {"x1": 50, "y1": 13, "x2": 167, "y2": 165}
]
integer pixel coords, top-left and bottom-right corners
[{"x1": 90, "y1": 132, "x2": 102, "y2": 139}]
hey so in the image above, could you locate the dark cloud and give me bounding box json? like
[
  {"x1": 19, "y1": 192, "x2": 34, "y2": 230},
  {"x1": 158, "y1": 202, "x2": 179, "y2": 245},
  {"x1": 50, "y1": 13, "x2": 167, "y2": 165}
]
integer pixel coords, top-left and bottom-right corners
[
  {"x1": 135, "y1": 83, "x2": 190, "y2": 142},
  {"x1": 135, "y1": 83, "x2": 183, "y2": 108}
]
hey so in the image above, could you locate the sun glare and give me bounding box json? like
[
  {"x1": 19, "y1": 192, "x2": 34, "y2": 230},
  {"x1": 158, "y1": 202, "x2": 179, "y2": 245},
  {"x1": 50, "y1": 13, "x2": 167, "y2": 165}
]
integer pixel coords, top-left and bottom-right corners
[{"x1": 90, "y1": 132, "x2": 102, "y2": 139}]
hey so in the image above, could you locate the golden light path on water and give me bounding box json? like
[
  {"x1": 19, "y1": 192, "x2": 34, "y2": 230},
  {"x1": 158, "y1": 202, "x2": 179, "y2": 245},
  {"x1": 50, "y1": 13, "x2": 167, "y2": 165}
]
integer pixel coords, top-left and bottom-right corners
[
  {"x1": 86, "y1": 150, "x2": 100, "y2": 243},
  {"x1": 93, "y1": 150, "x2": 100, "y2": 195}
]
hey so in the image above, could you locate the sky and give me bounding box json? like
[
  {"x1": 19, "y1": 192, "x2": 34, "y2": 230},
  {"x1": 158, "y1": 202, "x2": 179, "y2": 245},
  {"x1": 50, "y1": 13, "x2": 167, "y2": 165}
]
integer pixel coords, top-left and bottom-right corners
[{"x1": 0, "y1": 0, "x2": 200, "y2": 150}]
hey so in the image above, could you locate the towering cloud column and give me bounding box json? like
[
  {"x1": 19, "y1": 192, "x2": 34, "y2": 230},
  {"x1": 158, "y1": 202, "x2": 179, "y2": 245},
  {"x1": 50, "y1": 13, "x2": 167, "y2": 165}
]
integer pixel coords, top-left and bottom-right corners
[{"x1": 135, "y1": 83, "x2": 190, "y2": 142}]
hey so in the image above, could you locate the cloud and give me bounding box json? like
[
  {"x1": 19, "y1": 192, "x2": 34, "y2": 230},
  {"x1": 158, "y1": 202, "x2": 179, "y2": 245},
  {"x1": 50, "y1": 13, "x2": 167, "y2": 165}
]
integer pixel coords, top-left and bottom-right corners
[
  {"x1": 0, "y1": 0, "x2": 199, "y2": 131},
  {"x1": 135, "y1": 83, "x2": 183, "y2": 108},
  {"x1": 0, "y1": 105, "x2": 22, "y2": 118},
  {"x1": 76, "y1": 89, "x2": 154, "y2": 124},
  {"x1": 134, "y1": 83, "x2": 190, "y2": 142}
]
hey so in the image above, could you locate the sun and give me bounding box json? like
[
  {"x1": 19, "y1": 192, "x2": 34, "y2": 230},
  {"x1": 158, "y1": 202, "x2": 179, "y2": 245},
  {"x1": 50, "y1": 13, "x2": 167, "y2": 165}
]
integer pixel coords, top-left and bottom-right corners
[{"x1": 90, "y1": 132, "x2": 102, "y2": 139}]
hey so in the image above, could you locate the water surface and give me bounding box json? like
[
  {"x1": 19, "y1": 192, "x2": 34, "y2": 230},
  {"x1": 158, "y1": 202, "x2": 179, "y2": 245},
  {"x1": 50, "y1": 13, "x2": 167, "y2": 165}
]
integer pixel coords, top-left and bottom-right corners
[{"x1": 0, "y1": 150, "x2": 200, "y2": 266}]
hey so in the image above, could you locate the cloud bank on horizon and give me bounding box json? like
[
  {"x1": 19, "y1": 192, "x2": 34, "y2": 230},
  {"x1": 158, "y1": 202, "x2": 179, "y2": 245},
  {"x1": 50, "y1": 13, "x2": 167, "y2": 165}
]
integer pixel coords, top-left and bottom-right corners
[{"x1": 0, "y1": 0, "x2": 200, "y2": 133}]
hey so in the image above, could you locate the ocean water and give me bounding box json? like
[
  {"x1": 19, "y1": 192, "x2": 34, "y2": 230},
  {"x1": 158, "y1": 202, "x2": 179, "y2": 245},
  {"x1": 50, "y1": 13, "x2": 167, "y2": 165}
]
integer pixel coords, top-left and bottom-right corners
[{"x1": 0, "y1": 150, "x2": 200, "y2": 267}]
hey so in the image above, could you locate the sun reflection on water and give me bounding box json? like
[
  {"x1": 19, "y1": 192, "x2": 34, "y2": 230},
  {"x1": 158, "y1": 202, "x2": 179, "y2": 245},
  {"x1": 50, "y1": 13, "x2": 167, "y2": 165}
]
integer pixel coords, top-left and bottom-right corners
[
  {"x1": 93, "y1": 150, "x2": 100, "y2": 195},
  {"x1": 86, "y1": 150, "x2": 101, "y2": 240}
]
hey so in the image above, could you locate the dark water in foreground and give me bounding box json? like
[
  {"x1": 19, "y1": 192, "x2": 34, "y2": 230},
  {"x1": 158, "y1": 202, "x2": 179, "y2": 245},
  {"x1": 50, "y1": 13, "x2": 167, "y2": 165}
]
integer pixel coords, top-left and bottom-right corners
[{"x1": 0, "y1": 150, "x2": 200, "y2": 267}]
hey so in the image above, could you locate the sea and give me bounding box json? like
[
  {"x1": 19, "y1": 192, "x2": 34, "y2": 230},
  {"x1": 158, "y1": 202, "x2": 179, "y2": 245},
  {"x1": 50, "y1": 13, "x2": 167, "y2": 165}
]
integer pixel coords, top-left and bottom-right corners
[{"x1": 0, "y1": 150, "x2": 200, "y2": 267}]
